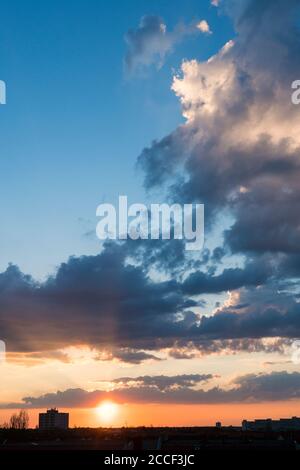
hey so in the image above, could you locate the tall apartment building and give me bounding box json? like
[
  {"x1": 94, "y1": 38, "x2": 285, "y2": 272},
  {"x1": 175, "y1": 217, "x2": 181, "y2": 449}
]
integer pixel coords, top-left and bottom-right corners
[{"x1": 39, "y1": 408, "x2": 69, "y2": 430}]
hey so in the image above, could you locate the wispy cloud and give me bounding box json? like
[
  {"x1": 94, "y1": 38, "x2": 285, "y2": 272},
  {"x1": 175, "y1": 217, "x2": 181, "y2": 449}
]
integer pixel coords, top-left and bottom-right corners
[{"x1": 124, "y1": 15, "x2": 209, "y2": 75}]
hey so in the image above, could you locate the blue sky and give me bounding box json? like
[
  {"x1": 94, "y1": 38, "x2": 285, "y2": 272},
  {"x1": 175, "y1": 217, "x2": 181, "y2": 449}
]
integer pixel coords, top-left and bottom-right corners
[{"x1": 0, "y1": 0, "x2": 233, "y2": 278}]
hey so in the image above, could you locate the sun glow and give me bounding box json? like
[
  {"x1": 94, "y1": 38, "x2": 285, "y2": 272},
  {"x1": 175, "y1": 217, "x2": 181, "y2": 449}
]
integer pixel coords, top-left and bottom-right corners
[{"x1": 96, "y1": 401, "x2": 119, "y2": 424}]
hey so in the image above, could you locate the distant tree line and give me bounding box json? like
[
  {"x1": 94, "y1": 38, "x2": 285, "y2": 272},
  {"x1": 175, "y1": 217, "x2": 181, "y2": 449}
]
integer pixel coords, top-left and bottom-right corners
[{"x1": 1, "y1": 410, "x2": 29, "y2": 429}]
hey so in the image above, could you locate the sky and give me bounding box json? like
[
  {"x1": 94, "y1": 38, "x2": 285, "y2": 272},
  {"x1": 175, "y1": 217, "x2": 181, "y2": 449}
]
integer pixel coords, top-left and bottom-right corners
[{"x1": 1, "y1": 0, "x2": 300, "y2": 428}]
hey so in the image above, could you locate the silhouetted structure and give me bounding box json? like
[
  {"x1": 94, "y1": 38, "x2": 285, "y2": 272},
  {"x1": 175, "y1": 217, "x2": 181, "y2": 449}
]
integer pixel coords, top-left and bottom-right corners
[
  {"x1": 0, "y1": 426, "x2": 299, "y2": 451},
  {"x1": 39, "y1": 408, "x2": 69, "y2": 430},
  {"x1": 242, "y1": 416, "x2": 300, "y2": 431}
]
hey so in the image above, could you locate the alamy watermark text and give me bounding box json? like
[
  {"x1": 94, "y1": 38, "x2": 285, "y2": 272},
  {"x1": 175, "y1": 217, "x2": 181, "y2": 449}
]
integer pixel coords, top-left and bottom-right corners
[{"x1": 96, "y1": 196, "x2": 204, "y2": 251}]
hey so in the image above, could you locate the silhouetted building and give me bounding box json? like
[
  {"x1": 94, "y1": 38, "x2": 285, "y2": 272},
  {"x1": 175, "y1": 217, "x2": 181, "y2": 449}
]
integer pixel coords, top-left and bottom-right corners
[
  {"x1": 216, "y1": 422, "x2": 222, "y2": 428},
  {"x1": 242, "y1": 416, "x2": 300, "y2": 431},
  {"x1": 39, "y1": 408, "x2": 69, "y2": 430}
]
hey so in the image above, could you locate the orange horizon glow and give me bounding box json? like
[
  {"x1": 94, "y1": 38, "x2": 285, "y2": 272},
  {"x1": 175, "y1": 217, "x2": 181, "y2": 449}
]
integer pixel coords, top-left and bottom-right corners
[{"x1": 1, "y1": 401, "x2": 300, "y2": 429}]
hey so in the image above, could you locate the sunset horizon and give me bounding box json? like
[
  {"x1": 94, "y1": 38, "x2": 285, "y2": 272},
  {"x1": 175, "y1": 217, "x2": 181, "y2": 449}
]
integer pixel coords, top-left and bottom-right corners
[{"x1": 4, "y1": 402, "x2": 300, "y2": 429}]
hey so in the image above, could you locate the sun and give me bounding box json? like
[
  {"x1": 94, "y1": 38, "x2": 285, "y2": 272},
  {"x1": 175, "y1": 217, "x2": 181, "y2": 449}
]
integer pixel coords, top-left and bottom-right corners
[{"x1": 96, "y1": 401, "x2": 119, "y2": 424}]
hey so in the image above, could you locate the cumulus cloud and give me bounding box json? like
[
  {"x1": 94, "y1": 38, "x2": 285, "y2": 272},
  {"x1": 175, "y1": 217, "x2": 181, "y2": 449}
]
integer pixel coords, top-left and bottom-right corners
[
  {"x1": 3, "y1": 371, "x2": 300, "y2": 408},
  {"x1": 136, "y1": 0, "x2": 300, "y2": 356},
  {"x1": 138, "y1": 0, "x2": 300, "y2": 235}
]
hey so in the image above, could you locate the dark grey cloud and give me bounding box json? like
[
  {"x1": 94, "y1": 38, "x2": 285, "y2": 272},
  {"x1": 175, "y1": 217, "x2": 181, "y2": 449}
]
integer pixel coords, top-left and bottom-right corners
[
  {"x1": 110, "y1": 374, "x2": 214, "y2": 391},
  {"x1": 137, "y1": 129, "x2": 189, "y2": 190},
  {"x1": 224, "y1": 180, "x2": 300, "y2": 254},
  {"x1": 0, "y1": 242, "x2": 194, "y2": 353},
  {"x1": 0, "y1": 240, "x2": 299, "y2": 356},
  {"x1": 100, "y1": 348, "x2": 162, "y2": 365},
  {"x1": 3, "y1": 371, "x2": 300, "y2": 408},
  {"x1": 232, "y1": 370, "x2": 300, "y2": 402},
  {"x1": 168, "y1": 338, "x2": 289, "y2": 359},
  {"x1": 182, "y1": 257, "x2": 273, "y2": 296},
  {"x1": 193, "y1": 286, "x2": 300, "y2": 341}
]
